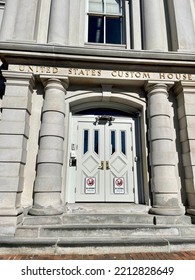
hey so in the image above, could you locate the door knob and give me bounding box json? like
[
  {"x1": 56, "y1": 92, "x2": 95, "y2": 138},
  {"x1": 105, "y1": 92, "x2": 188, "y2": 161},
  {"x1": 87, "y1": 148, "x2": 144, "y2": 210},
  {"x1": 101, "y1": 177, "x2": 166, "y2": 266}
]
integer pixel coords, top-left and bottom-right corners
[
  {"x1": 106, "y1": 161, "x2": 110, "y2": 170},
  {"x1": 98, "y1": 161, "x2": 104, "y2": 170}
]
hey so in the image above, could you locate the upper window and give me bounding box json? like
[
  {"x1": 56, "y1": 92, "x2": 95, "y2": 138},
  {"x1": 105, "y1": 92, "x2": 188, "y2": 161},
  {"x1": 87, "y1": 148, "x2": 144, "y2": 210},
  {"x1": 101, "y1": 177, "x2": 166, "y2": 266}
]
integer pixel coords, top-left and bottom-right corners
[{"x1": 88, "y1": 0, "x2": 125, "y2": 45}]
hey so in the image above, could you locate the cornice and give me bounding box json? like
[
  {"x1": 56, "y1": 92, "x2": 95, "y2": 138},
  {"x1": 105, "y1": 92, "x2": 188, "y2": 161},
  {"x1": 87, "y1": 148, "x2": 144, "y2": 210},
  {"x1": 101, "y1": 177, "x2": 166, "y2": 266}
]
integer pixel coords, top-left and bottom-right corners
[{"x1": 0, "y1": 42, "x2": 195, "y2": 68}]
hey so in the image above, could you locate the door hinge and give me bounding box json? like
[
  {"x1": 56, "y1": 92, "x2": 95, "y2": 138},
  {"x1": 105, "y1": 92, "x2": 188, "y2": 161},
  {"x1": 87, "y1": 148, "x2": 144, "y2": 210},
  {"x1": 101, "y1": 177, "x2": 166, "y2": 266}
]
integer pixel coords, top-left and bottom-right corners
[
  {"x1": 75, "y1": 188, "x2": 76, "y2": 193},
  {"x1": 133, "y1": 188, "x2": 135, "y2": 193},
  {"x1": 132, "y1": 166, "x2": 134, "y2": 172},
  {"x1": 134, "y1": 156, "x2": 139, "y2": 162},
  {"x1": 131, "y1": 146, "x2": 133, "y2": 151}
]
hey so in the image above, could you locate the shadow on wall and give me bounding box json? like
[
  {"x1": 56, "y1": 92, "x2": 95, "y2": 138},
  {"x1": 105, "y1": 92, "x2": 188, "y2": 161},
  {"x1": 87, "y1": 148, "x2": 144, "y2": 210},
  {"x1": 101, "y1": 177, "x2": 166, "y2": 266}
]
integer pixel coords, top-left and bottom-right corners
[{"x1": 0, "y1": 62, "x2": 6, "y2": 98}]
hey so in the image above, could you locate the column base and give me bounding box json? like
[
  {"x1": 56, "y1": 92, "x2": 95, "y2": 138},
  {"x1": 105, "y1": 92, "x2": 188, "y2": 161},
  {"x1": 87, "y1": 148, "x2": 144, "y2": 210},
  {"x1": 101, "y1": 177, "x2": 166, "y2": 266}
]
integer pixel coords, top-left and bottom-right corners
[
  {"x1": 187, "y1": 208, "x2": 195, "y2": 216},
  {"x1": 28, "y1": 205, "x2": 65, "y2": 216},
  {"x1": 0, "y1": 213, "x2": 23, "y2": 236},
  {"x1": 149, "y1": 206, "x2": 185, "y2": 216}
]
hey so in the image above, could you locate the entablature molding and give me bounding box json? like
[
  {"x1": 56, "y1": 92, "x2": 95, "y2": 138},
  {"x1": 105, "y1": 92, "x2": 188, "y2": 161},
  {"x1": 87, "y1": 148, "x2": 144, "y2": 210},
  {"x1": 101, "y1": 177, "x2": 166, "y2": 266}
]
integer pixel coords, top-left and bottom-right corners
[{"x1": 2, "y1": 66, "x2": 195, "y2": 90}]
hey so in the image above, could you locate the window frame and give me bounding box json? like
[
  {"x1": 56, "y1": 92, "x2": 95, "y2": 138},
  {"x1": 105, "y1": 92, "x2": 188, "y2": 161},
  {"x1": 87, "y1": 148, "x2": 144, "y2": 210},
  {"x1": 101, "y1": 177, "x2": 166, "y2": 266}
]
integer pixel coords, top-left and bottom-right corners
[{"x1": 86, "y1": 0, "x2": 127, "y2": 47}]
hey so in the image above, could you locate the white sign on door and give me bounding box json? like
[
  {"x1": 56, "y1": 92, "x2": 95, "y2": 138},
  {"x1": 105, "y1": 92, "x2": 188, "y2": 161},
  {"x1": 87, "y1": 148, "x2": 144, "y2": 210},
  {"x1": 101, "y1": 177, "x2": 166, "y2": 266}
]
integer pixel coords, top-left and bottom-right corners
[
  {"x1": 114, "y1": 177, "x2": 125, "y2": 194},
  {"x1": 85, "y1": 177, "x2": 96, "y2": 194}
]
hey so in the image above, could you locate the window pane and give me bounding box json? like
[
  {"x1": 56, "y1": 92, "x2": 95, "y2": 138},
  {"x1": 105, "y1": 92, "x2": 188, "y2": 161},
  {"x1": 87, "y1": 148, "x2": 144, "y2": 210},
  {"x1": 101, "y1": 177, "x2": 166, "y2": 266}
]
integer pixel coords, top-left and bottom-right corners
[
  {"x1": 89, "y1": 0, "x2": 103, "y2": 13},
  {"x1": 88, "y1": 16, "x2": 104, "y2": 43},
  {"x1": 94, "y1": 130, "x2": 99, "y2": 154},
  {"x1": 111, "y1": 130, "x2": 116, "y2": 155},
  {"x1": 106, "y1": 17, "x2": 122, "y2": 44},
  {"x1": 106, "y1": 0, "x2": 121, "y2": 14},
  {"x1": 121, "y1": 131, "x2": 126, "y2": 155},
  {"x1": 84, "y1": 130, "x2": 89, "y2": 154}
]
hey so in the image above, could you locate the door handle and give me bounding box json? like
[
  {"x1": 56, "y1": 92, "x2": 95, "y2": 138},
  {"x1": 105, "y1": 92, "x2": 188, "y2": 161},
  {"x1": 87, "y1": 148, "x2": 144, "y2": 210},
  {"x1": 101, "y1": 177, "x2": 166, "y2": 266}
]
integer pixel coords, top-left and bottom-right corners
[
  {"x1": 106, "y1": 161, "x2": 110, "y2": 170},
  {"x1": 98, "y1": 161, "x2": 104, "y2": 170}
]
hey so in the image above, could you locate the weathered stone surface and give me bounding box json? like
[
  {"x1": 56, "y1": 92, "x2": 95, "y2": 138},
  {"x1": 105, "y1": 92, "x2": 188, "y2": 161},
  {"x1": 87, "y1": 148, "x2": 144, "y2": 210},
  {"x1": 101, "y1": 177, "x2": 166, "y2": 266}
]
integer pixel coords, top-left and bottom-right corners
[
  {"x1": 0, "y1": 193, "x2": 21, "y2": 208},
  {"x1": 182, "y1": 152, "x2": 195, "y2": 166},
  {"x1": 0, "y1": 163, "x2": 24, "y2": 177},
  {"x1": 39, "y1": 123, "x2": 64, "y2": 138},
  {"x1": 34, "y1": 176, "x2": 62, "y2": 192},
  {"x1": 180, "y1": 226, "x2": 195, "y2": 237},
  {"x1": 39, "y1": 225, "x2": 180, "y2": 238},
  {"x1": 23, "y1": 216, "x2": 62, "y2": 225},
  {"x1": 65, "y1": 203, "x2": 151, "y2": 214},
  {"x1": 0, "y1": 121, "x2": 29, "y2": 137},
  {"x1": 0, "y1": 148, "x2": 27, "y2": 163},
  {"x1": 37, "y1": 149, "x2": 63, "y2": 164},
  {"x1": 0, "y1": 214, "x2": 23, "y2": 236},
  {"x1": 2, "y1": 95, "x2": 32, "y2": 112},
  {"x1": 15, "y1": 227, "x2": 39, "y2": 238},
  {"x1": 154, "y1": 215, "x2": 191, "y2": 225},
  {"x1": 0, "y1": 135, "x2": 27, "y2": 148},
  {"x1": 0, "y1": 177, "x2": 24, "y2": 191},
  {"x1": 62, "y1": 214, "x2": 154, "y2": 225}
]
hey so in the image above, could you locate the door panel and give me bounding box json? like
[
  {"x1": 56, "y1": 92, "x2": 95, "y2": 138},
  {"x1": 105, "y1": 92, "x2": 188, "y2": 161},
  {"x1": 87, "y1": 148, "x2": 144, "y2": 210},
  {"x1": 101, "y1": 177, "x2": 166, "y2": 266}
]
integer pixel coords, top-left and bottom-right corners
[
  {"x1": 76, "y1": 122, "x2": 105, "y2": 201},
  {"x1": 75, "y1": 118, "x2": 135, "y2": 202},
  {"x1": 105, "y1": 123, "x2": 134, "y2": 201}
]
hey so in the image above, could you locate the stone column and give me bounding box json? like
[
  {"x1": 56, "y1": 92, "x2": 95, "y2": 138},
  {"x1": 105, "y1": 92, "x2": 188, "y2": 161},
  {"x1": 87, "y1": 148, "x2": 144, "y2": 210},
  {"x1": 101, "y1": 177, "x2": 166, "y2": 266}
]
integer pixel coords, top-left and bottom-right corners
[
  {"x1": 168, "y1": 0, "x2": 195, "y2": 51},
  {"x1": 141, "y1": 0, "x2": 168, "y2": 51},
  {"x1": 0, "y1": 71, "x2": 34, "y2": 235},
  {"x1": 175, "y1": 82, "x2": 195, "y2": 216},
  {"x1": 146, "y1": 83, "x2": 185, "y2": 216},
  {"x1": 0, "y1": 0, "x2": 19, "y2": 41},
  {"x1": 29, "y1": 77, "x2": 68, "y2": 216},
  {"x1": 48, "y1": 0, "x2": 70, "y2": 45}
]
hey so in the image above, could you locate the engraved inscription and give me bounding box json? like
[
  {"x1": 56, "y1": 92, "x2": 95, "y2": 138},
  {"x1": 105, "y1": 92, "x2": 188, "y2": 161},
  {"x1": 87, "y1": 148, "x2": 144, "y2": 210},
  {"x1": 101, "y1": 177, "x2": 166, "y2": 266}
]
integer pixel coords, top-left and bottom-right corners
[{"x1": 14, "y1": 65, "x2": 194, "y2": 82}]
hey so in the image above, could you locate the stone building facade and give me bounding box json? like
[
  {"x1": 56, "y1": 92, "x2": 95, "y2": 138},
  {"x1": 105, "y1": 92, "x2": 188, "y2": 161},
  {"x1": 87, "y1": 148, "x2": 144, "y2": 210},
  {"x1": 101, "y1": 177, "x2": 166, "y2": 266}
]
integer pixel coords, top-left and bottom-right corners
[{"x1": 0, "y1": 0, "x2": 195, "y2": 252}]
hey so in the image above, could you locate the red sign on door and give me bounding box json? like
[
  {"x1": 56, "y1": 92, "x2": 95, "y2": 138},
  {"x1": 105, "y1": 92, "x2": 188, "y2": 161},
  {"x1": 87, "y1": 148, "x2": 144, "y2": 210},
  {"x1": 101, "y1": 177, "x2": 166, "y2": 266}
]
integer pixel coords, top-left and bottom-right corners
[
  {"x1": 114, "y1": 177, "x2": 125, "y2": 194},
  {"x1": 85, "y1": 177, "x2": 96, "y2": 194}
]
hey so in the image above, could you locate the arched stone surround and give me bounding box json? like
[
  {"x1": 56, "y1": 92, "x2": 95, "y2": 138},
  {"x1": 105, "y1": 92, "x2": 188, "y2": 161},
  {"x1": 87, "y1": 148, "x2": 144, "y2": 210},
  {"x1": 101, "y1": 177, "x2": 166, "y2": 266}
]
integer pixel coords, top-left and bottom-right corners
[{"x1": 63, "y1": 86, "x2": 149, "y2": 206}]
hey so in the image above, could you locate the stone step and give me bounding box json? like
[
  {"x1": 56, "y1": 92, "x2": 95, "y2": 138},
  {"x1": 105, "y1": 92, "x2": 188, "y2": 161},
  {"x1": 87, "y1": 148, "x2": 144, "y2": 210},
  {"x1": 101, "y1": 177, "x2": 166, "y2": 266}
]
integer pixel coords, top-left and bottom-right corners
[
  {"x1": 22, "y1": 213, "x2": 192, "y2": 226},
  {"x1": 23, "y1": 213, "x2": 155, "y2": 226},
  {"x1": 62, "y1": 213, "x2": 155, "y2": 225},
  {"x1": 2, "y1": 236, "x2": 195, "y2": 254},
  {"x1": 15, "y1": 224, "x2": 195, "y2": 239},
  {"x1": 65, "y1": 203, "x2": 151, "y2": 214}
]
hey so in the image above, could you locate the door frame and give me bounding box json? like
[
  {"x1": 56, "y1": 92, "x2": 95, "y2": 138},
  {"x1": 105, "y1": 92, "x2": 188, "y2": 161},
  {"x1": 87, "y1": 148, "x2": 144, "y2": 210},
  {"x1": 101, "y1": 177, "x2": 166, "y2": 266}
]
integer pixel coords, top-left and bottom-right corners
[{"x1": 66, "y1": 111, "x2": 139, "y2": 204}]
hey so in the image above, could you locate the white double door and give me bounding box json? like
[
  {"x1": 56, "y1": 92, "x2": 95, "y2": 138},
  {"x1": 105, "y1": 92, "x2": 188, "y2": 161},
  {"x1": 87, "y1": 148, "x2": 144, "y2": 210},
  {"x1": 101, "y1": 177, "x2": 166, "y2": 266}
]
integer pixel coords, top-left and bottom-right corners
[{"x1": 75, "y1": 116, "x2": 135, "y2": 202}]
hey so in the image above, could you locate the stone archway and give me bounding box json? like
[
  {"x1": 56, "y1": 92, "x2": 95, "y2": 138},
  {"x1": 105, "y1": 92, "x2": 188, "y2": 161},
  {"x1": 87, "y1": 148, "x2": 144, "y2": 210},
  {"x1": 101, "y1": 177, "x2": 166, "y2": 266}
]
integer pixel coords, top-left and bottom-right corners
[{"x1": 64, "y1": 87, "x2": 149, "y2": 207}]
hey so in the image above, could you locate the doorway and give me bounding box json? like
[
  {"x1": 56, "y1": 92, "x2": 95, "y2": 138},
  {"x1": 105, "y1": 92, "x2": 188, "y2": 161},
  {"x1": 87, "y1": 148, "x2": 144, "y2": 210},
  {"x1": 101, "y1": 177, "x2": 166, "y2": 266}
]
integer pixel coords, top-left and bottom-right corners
[{"x1": 68, "y1": 111, "x2": 138, "y2": 202}]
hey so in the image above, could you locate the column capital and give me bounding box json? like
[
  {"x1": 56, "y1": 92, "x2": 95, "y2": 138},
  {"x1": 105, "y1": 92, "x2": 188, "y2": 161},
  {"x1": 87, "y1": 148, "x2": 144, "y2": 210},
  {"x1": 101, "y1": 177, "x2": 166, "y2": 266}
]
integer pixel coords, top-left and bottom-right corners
[
  {"x1": 1, "y1": 70, "x2": 35, "y2": 82},
  {"x1": 173, "y1": 81, "x2": 195, "y2": 96},
  {"x1": 2, "y1": 70, "x2": 35, "y2": 89},
  {"x1": 40, "y1": 75, "x2": 69, "y2": 91},
  {"x1": 144, "y1": 81, "x2": 174, "y2": 96}
]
